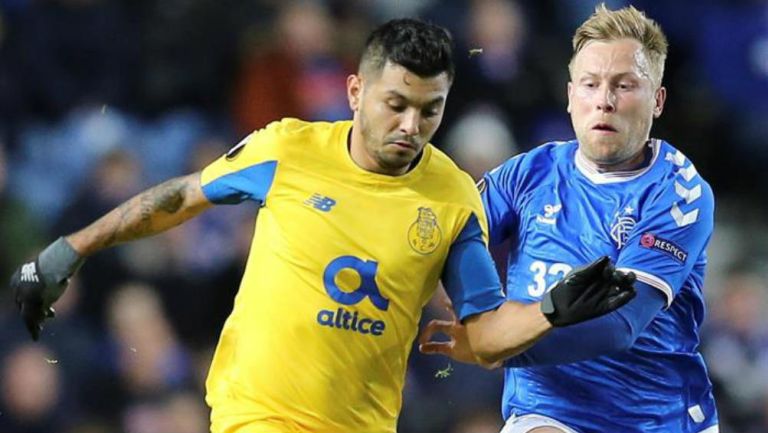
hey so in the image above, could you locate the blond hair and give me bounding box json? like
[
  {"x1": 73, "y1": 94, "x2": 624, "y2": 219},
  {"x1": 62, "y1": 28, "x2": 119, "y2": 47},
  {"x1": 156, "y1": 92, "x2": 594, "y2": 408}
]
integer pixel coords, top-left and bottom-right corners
[{"x1": 569, "y1": 4, "x2": 668, "y2": 87}]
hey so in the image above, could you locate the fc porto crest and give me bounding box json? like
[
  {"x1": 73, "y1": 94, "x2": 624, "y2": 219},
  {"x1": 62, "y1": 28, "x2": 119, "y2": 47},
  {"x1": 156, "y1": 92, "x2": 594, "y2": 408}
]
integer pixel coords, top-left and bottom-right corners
[
  {"x1": 408, "y1": 207, "x2": 442, "y2": 255},
  {"x1": 610, "y1": 206, "x2": 637, "y2": 249}
]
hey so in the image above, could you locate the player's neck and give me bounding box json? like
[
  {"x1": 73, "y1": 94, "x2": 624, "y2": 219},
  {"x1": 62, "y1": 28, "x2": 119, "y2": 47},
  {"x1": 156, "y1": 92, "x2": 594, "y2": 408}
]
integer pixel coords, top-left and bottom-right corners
[{"x1": 589, "y1": 141, "x2": 652, "y2": 173}]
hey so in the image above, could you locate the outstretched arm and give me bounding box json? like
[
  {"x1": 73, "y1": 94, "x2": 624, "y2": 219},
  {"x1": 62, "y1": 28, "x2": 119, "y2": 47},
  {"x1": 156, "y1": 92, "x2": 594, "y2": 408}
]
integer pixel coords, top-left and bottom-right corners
[
  {"x1": 68, "y1": 172, "x2": 212, "y2": 256},
  {"x1": 422, "y1": 280, "x2": 662, "y2": 368},
  {"x1": 418, "y1": 293, "x2": 547, "y2": 369},
  {"x1": 11, "y1": 172, "x2": 214, "y2": 340},
  {"x1": 430, "y1": 213, "x2": 635, "y2": 366},
  {"x1": 463, "y1": 300, "x2": 552, "y2": 364},
  {"x1": 503, "y1": 281, "x2": 665, "y2": 367},
  {"x1": 431, "y1": 214, "x2": 553, "y2": 365},
  {"x1": 459, "y1": 256, "x2": 634, "y2": 365}
]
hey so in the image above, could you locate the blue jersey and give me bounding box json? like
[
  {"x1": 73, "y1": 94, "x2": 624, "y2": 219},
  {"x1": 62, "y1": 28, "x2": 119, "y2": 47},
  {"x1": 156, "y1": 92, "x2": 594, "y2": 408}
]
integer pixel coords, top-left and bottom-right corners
[{"x1": 482, "y1": 139, "x2": 717, "y2": 433}]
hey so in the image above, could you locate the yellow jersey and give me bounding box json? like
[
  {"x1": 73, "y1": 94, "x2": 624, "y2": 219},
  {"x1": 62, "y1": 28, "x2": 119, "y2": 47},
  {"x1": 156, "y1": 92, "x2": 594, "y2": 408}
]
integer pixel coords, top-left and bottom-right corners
[{"x1": 200, "y1": 119, "x2": 503, "y2": 433}]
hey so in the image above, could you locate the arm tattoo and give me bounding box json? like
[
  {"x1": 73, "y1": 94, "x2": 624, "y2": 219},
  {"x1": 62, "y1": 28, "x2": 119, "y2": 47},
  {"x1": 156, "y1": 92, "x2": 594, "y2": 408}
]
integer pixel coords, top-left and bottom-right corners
[
  {"x1": 151, "y1": 180, "x2": 186, "y2": 214},
  {"x1": 132, "y1": 178, "x2": 186, "y2": 231},
  {"x1": 126, "y1": 178, "x2": 187, "y2": 236},
  {"x1": 94, "y1": 176, "x2": 200, "y2": 250}
]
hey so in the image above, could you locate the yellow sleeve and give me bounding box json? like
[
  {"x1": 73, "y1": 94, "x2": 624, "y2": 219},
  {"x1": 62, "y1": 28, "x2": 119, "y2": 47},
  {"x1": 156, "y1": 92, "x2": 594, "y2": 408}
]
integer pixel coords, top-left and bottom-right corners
[{"x1": 200, "y1": 121, "x2": 284, "y2": 205}]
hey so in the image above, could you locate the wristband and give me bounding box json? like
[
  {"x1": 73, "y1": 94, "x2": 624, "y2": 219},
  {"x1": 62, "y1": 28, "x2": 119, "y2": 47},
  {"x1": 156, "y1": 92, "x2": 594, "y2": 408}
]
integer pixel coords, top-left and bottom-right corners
[{"x1": 38, "y1": 237, "x2": 85, "y2": 286}]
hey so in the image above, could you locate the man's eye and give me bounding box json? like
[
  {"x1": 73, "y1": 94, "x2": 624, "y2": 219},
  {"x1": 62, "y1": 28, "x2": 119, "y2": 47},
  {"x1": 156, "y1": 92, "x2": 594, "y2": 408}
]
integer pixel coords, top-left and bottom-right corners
[{"x1": 388, "y1": 104, "x2": 406, "y2": 112}]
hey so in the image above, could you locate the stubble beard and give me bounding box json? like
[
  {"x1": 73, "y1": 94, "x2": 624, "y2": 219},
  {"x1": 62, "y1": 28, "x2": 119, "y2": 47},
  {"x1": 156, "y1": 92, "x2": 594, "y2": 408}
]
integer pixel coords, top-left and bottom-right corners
[{"x1": 359, "y1": 112, "x2": 411, "y2": 174}]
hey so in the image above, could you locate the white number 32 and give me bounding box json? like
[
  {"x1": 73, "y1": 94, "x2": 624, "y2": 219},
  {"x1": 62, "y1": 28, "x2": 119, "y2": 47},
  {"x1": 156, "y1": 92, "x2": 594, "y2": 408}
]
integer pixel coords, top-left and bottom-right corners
[{"x1": 527, "y1": 261, "x2": 573, "y2": 297}]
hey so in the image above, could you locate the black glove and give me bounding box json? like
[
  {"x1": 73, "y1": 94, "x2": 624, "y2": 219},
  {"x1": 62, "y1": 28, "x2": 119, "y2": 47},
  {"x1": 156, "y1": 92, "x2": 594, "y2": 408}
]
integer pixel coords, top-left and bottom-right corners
[
  {"x1": 10, "y1": 237, "x2": 85, "y2": 340},
  {"x1": 541, "y1": 256, "x2": 636, "y2": 327}
]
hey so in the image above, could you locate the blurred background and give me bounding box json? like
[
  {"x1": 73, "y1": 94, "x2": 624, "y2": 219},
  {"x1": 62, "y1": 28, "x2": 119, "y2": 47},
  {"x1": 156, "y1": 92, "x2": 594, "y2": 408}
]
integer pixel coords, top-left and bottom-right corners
[{"x1": 0, "y1": 0, "x2": 767, "y2": 432}]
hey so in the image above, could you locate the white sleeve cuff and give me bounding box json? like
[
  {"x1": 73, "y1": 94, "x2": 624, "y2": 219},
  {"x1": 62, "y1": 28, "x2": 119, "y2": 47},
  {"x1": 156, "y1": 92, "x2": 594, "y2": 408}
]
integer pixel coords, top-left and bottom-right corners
[{"x1": 616, "y1": 267, "x2": 674, "y2": 308}]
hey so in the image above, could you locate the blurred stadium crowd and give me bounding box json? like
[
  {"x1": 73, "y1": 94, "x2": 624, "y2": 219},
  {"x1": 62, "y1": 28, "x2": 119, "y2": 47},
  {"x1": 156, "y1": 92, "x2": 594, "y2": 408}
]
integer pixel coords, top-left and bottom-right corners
[{"x1": 0, "y1": 0, "x2": 767, "y2": 432}]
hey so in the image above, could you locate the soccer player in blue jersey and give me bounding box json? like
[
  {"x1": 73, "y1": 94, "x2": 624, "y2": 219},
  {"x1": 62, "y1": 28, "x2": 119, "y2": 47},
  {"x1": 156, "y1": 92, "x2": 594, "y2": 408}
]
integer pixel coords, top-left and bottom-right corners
[
  {"x1": 9, "y1": 19, "x2": 634, "y2": 433},
  {"x1": 420, "y1": 5, "x2": 719, "y2": 433}
]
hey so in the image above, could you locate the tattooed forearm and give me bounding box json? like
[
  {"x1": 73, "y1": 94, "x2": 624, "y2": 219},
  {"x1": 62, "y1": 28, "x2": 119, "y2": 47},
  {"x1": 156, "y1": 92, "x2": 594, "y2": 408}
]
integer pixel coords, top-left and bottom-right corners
[
  {"x1": 108, "y1": 178, "x2": 186, "y2": 241},
  {"x1": 66, "y1": 172, "x2": 213, "y2": 256},
  {"x1": 150, "y1": 180, "x2": 186, "y2": 214}
]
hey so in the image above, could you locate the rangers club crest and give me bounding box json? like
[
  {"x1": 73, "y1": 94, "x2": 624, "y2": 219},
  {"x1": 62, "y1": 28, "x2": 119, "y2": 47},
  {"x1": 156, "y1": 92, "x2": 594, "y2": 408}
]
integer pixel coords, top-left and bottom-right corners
[
  {"x1": 610, "y1": 206, "x2": 637, "y2": 249},
  {"x1": 408, "y1": 207, "x2": 442, "y2": 255}
]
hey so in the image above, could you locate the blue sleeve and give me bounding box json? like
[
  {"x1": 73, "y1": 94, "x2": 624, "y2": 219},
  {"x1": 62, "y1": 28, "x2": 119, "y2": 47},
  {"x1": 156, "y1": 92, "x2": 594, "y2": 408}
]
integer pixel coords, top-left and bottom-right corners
[
  {"x1": 441, "y1": 213, "x2": 506, "y2": 321},
  {"x1": 616, "y1": 163, "x2": 714, "y2": 305},
  {"x1": 504, "y1": 281, "x2": 666, "y2": 367},
  {"x1": 480, "y1": 160, "x2": 520, "y2": 246},
  {"x1": 201, "y1": 160, "x2": 278, "y2": 205}
]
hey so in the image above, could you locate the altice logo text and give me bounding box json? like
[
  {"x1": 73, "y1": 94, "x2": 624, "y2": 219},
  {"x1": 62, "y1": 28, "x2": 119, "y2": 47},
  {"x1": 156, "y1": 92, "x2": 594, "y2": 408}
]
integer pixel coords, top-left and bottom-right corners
[{"x1": 316, "y1": 307, "x2": 385, "y2": 336}]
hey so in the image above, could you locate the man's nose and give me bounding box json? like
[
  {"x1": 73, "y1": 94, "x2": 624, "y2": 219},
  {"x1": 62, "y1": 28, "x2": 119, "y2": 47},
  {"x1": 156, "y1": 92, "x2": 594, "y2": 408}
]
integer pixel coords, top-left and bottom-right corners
[
  {"x1": 400, "y1": 109, "x2": 421, "y2": 135},
  {"x1": 596, "y1": 87, "x2": 617, "y2": 113}
]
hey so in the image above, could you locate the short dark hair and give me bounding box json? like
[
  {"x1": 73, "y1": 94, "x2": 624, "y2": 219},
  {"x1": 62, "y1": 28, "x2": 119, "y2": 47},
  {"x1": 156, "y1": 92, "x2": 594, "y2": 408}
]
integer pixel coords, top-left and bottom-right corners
[{"x1": 359, "y1": 18, "x2": 454, "y2": 81}]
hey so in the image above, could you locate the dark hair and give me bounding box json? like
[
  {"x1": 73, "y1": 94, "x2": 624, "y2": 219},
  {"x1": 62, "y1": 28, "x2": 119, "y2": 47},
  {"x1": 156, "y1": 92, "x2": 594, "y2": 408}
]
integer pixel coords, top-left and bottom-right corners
[{"x1": 359, "y1": 18, "x2": 454, "y2": 81}]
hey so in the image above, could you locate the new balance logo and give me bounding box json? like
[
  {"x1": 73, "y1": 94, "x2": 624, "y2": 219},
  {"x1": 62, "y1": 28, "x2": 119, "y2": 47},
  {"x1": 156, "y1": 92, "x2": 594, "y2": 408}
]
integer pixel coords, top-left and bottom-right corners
[
  {"x1": 304, "y1": 193, "x2": 336, "y2": 212},
  {"x1": 20, "y1": 263, "x2": 39, "y2": 283}
]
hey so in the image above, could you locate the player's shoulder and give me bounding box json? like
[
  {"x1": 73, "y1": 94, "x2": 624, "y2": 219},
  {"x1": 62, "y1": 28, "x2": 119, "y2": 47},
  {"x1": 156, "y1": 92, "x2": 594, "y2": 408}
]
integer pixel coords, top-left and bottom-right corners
[
  {"x1": 655, "y1": 140, "x2": 708, "y2": 177},
  {"x1": 498, "y1": 139, "x2": 573, "y2": 171},
  {"x1": 255, "y1": 118, "x2": 346, "y2": 142},
  {"x1": 425, "y1": 144, "x2": 479, "y2": 198},
  {"x1": 425, "y1": 146, "x2": 487, "y2": 227},
  {"x1": 651, "y1": 140, "x2": 714, "y2": 198},
  {"x1": 236, "y1": 118, "x2": 350, "y2": 160},
  {"x1": 485, "y1": 139, "x2": 576, "y2": 187},
  {"x1": 643, "y1": 140, "x2": 714, "y2": 224}
]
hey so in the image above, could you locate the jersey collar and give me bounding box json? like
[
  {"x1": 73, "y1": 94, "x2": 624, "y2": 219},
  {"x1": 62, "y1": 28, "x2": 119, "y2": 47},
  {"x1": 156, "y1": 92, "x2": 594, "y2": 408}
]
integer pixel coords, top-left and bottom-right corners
[{"x1": 574, "y1": 139, "x2": 660, "y2": 184}]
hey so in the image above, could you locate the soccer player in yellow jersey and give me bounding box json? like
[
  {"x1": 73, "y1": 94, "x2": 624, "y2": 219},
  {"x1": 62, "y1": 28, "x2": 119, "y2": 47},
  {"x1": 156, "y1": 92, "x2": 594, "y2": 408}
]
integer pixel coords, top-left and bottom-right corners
[{"x1": 10, "y1": 19, "x2": 635, "y2": 433}]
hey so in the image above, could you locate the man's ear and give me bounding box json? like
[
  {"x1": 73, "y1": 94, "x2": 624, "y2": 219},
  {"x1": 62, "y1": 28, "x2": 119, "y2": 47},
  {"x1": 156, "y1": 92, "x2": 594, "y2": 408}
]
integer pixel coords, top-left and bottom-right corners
[
  {"x1": 653, "y1": 86, "x2": 667, "y2": 118},
  {"x1": 347, "y1": 74, "x2": 362, "y2": 112}
]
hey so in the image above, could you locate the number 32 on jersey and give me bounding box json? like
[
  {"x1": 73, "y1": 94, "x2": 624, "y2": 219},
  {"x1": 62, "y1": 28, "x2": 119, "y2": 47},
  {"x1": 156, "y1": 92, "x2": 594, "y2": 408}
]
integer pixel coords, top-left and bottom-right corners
[{"x1": 527, "y1": 260, "x2": 573, "y2": 297}]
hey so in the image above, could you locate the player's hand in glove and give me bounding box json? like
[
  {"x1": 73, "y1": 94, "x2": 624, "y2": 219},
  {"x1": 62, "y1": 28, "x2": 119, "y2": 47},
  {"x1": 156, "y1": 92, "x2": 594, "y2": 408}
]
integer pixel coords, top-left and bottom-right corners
[
  {"x1": 10, "y1": 237, "x2": 85, "y2": 340},
  {"x1": 541, "y1": 256, "x2": 636, "y2": 327}
]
